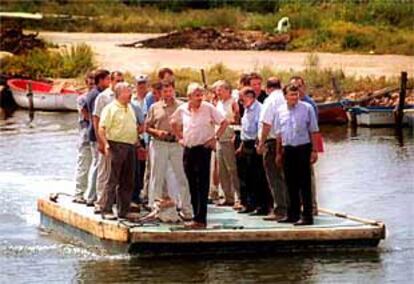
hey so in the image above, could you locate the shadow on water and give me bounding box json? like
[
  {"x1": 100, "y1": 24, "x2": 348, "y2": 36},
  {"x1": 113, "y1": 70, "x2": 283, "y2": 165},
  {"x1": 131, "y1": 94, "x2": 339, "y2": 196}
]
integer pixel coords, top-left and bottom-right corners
[{"x1": 72, "y1": 250, "x2": 383, "y2": 283}]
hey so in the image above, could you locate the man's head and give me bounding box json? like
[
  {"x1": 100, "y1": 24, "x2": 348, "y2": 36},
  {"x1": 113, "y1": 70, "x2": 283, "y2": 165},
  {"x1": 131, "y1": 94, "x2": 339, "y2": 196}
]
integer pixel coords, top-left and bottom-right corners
[
  {"x1": 114, "y1": 82, "x2": 132, "y2": 105},
  {"x1": 248, "y1": 72, "x2": 263, "y2": 96},
  {"x1": 85, "y1": 71, "x2": 95, "y2": 91},
  {"x1": 289, "y1": 76, "x2": 306, "y2": 98},
  {"x1": 212, "y1": 80, "x2": 231, "y2": 101},
  {"x1": 158, "y1": 67, "x2": 175, "y2": 82},
  {"x1": 160, "y1": 79, "x2": 175, "y2": 102},
  {"x1": 135, "y1": 74, "x2": 149, "y2": 98},
  {"x1": 240, "y1": 87, "x2": 256, "y2": 108},
  {"x1": 94, "y1": 69, "x2": 111, "y2": 89},
  {"x1": 110, "y1": 71, "x2": 124, "y2": 90},
  {"x1": 187, "y1": 82, "x2": 205, "y2": 107},
  {"x1": 283, "y1": 83, "x2": 300, "y2": 107},
  {"x1": 151, "y1": 81, "x2": 163, "y2": 101},
  {"x1": 266, "y1": 77, "x2": 282, "y2": 95},
  {"x1": 238, "y1": 73, "x2": 250, "y2": 89}
]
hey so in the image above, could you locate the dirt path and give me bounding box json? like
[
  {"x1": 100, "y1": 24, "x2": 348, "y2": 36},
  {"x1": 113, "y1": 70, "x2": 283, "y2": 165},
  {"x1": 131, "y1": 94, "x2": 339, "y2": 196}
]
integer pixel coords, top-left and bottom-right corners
[{"x1": 40, "y1": 32, "x2": 414, "y2": 78}]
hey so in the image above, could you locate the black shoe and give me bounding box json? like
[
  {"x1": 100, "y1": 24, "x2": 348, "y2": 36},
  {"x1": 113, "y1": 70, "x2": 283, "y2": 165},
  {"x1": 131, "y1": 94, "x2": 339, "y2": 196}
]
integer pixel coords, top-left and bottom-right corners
[
  {"x1": 294, "y1": 218, "x2": 314, "y2": 226},
  {"x1": 278, "y1": 217, "x2": 300, "y2": 223},
  {"x1": 249, "y1": 209, "x2": 269, "y2": 216},
  {"x1": 238, "y1": 207, "x2": 254, "y2": 214}
]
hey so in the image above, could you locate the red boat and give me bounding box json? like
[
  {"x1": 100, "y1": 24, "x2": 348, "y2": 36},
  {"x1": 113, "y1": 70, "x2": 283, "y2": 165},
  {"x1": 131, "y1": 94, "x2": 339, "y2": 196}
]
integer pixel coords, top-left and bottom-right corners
[
  {"x1": 7, "y1": 79, "x2": 80, "y2": 111},
  {"x1": 317, "y1": 101, "x2": 348, "y2": 124}
]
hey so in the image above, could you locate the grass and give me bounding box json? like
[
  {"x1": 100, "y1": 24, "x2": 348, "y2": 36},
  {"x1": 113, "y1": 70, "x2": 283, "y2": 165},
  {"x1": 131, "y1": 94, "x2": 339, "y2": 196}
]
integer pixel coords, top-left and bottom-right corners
[
  {"x1": 1, "y1": 1, "x2": 413, "y2": 55},
  {"x1": 0, "y1": 44, "x2": 95, "y2": 78}
]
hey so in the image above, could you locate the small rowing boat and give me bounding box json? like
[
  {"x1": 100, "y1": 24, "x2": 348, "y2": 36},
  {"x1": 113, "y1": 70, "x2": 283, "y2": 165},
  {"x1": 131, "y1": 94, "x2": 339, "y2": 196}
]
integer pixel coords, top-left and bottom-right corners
[
  {"x1": 7, "y1": 79, "x2": 79, "y2": 111},
  {"x1": 348, "y1": 105, "x2": 414, "y2": 127},
  {"x1": 317, "y1": 101, "x2": 348, "y2": 124}
]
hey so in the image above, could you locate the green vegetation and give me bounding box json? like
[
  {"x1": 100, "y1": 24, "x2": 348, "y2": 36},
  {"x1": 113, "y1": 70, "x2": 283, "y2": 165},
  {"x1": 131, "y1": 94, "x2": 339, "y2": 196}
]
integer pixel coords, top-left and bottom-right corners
[
  {"x1": 1, "y1": 0, "x2": 414, "y2": 55},
  {"x1": 0, "y1": 44, "x2": 95, "y2": 78},
  {"x1": 139, "y1": 57, "x2": 406, "y2": 101}
]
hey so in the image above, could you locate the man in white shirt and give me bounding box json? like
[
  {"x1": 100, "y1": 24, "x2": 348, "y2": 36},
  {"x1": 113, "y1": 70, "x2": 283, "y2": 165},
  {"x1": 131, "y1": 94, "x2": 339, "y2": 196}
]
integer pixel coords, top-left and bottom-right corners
[
  {"x1": 170, "y1": 83, "x2": 229, "y2": 229},
  {"x1": 257, "y1": 77, "x2": 288, "y2": 221}
]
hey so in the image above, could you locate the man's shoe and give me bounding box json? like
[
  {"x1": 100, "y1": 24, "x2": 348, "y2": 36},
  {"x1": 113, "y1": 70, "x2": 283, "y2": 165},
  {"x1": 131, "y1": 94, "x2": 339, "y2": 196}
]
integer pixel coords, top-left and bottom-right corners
[
  {"x1": 86, "y1": 200, "x2": 95, "y2": 207},
  {"x1": 263, "y1": 213, "x2": 286, "y2": 221},
  {"x1": 216, "y1": 201, "x2": 235, "y2": 207},
  {"x1": 101, "y1": 213, "x2": 117, "y2": 221},
  {"x1": 183, "y1": 221, "x2": 206, "y2": 230},
  {"x1": 72, "y1": 196, "x2": 86, "y2": 204},
  {"x1": 249, "y1": 208, "x2": 268, "y2": 216},
  {"x1": 278, "y1": 217, "x2": 300, "y2": 223},
  {"x1": 232, "y1": 202, "x2": 243, "y2": 211},
  {"x1": 238, "y1": 207, "x2": 255, "y2": 214},
  {"x1": 179, "y1": 211, "x2": 193, "y2": 222},
  {"x1": 93, "y1": 206, "x2": 102, "y2": 214},
  {"x1": 294, "y1": 218, "x2": 314, "y2": 226}
]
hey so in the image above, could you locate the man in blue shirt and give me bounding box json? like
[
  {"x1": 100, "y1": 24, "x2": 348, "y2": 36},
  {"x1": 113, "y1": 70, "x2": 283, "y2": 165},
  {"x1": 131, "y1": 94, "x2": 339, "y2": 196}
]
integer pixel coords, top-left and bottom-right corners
[
  {"x1": 274, "y1": 84, "x2": 319, "y2": 225},
  {"x1": 237, "y1": 87, "x2": 270, "y2": 215},
  {"x1": 84, "y1": 69, "x2": 110, "y2": 206},
  {"x1": 290, "y1": 76, "x2": 319, "y2": 215}
]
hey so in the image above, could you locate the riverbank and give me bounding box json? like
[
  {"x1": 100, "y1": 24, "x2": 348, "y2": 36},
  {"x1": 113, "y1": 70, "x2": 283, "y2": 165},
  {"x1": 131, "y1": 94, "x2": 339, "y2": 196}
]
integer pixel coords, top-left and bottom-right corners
[{"x1": 3, "y1": 2, "x2": 414, "y2": 55}]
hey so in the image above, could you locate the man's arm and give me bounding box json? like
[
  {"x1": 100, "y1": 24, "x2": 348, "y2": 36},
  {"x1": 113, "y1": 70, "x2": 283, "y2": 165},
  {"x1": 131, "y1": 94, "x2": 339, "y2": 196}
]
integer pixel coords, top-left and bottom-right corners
[
  {"x1": 310, "y1": 132, "x2": 318, "y2": 164},
  {"x1": 257, "y1": 122, "x2": 271, "y2": 154},
  {"x1": 275, "y1": 134, "x2": 283, "y2": 167},
  {"x1": 98, "y1": 126, "x2": 110, "y2": 156}
]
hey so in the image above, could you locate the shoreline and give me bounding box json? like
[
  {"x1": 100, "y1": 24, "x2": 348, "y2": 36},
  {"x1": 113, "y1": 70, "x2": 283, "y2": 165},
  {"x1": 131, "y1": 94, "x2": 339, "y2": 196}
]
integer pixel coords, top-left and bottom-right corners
[{"x1": 38, "y1": 32, "x2": 414, "y2": 78}]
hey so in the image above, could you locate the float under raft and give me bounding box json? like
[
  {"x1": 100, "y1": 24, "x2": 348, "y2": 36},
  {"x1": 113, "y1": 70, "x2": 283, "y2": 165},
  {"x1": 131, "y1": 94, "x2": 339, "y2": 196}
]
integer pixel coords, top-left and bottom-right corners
[{"x1": 38, "y1": 196, "x2": 386, "y2": 256}]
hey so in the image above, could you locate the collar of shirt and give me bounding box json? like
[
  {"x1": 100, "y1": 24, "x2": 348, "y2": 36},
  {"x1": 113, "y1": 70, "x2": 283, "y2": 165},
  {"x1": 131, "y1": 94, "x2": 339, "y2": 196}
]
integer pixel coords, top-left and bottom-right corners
[
  {"x1": 246, "y1": 100, "x2": 259, "y2": 112},
  {"x1": 115, "y1": 99, "x2": 128, "y2": 109}
]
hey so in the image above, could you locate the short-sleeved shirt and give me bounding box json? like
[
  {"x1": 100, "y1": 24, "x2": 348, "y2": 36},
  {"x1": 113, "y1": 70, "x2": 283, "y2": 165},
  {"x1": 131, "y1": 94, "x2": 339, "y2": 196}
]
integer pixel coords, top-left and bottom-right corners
[
  {"x1": 241, "y1": 100, "x2": 262, "y2": 141},
  {"x1": 146, "y1": 99, "x2": 182, "y2": 135},
  {"x1": 93, "y1": 88, "x2": 115, "y2": 118},
  {"x1": 273, "y1": 101, "x2": 319, "y2": 147},
  {"x1": 259, "y1": 89, "x2": 285, "y2": 139},
  {"x1": 85, "y1": 86, "x2": 105, "y2": 142},
  {"x1": 216, "y1": 98, "x2": 236, "y2": 142},
  {"x1": 171, "y1": 101, "x2": 225, "y2": 147},
  {"x1": 100, "y1": 100, "x2": 138, "y2": 145},
  {"x1": 130, "y1": 102, "x2": 145, "y2": 125},
  {"x1": 302, "y1": 94, "x2": 318, "y2": 120}
]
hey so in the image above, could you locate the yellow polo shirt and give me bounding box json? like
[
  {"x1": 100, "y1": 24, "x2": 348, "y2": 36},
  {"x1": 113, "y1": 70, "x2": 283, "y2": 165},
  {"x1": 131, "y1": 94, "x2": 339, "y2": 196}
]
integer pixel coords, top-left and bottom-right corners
[{"x1": 100, "y1": 100, "x2": 138, "y2": 145}]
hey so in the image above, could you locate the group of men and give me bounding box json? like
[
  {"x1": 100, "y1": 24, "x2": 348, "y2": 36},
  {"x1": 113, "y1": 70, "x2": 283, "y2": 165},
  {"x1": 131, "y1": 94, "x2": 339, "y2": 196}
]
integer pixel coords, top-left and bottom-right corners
[{"x1": 73, "y1": 68, "x2": 319, "y2": 229}]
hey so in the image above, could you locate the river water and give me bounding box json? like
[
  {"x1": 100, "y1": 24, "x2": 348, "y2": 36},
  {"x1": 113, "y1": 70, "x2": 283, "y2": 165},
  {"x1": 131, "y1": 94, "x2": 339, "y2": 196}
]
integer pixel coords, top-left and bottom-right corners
[{"x1": 0, "y1": 111, "x2": 413, "y2": 283}]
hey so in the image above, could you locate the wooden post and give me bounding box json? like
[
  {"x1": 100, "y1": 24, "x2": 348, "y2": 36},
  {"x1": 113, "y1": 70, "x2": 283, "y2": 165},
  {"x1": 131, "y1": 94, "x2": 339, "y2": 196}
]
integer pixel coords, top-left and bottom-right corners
[
  {"x1": 395, "y1": 71, "x2": 407, "y2": 128},
  {"x1": 27, "y1": 81, "x2": 34, "y2": 123},
  {"x1": 331, "y1": 76, "x2": 342, "y2": 101}
]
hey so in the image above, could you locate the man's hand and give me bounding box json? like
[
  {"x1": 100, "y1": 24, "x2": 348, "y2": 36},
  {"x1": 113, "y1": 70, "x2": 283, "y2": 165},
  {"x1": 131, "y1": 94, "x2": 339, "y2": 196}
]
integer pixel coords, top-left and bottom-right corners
[
  {"x1": 103, "y1": 143, "x2": 110, "y2": 157},
  {"x1": 97, "y1": 142, "x2": 105, "y2": 154},
  {"x1": 235, "y1": 146, "x2": 242, "y2": 157},
  {"x1": 310, "y1": 150, "x2": 318, "y2": 164},
  {"x1": 275, "y1": 153, "x2": 283, "y2": 168},
  {"x1": 157, "y1": 130, "x2": 169, "y2": 139},
  {"x1": 256, "y1": 142, "x2": 265, "y2": 155},
  {"x1": 204, "y1": 137, "x2": 217, "y2": 150}
]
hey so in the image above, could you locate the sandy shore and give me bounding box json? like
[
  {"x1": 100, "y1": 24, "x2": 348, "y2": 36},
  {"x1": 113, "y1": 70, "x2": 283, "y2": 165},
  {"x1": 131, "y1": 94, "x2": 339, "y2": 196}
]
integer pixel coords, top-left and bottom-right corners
[{"x1": 40, "y1": 32, "x2": 414, "y2": 78}]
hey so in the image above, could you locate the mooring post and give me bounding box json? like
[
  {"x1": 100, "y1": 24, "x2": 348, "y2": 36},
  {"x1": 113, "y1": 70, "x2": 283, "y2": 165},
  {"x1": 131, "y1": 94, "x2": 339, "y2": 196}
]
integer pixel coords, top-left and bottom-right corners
[
  {"x1": 395, "y1": 71, "x2": 407, "y2": 128},
  {"x1": 27, "y1": 81, "x2": 34, "y2": 123}
]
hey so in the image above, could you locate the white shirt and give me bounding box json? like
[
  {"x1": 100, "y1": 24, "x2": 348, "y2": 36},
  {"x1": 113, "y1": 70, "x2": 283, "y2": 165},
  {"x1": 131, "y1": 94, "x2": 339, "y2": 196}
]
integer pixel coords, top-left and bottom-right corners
[
  {"x1": 93, "y1": 88, "x2": 115, "y2": 117},
  {"x1": 171, "y1": 101, "x2": 225, "y2": 147},
  {"x1": 259, "y1": 89, "x2": 285, "y2": 139}
]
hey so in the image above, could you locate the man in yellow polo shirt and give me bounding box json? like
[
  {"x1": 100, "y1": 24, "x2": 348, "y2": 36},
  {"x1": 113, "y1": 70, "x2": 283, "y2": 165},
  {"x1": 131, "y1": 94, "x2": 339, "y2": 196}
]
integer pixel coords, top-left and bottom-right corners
[{"x1": 98, "y1": 82, "x2": 140, "y2": 220}]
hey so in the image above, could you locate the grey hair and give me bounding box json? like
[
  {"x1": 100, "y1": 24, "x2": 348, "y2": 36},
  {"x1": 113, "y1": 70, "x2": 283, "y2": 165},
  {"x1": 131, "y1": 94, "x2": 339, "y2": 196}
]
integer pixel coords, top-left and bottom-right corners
[
  {"x1": 114, "y1": 82, "x2": 131, "y2": 98},
  {"x1": 211, "y1": 80, "x2": 231, "y2": 91}
]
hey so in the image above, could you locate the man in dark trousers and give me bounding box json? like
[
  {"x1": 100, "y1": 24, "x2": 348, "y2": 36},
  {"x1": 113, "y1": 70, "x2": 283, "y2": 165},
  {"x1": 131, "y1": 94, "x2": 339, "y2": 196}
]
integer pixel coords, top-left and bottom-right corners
[
  {"x1": 237, "y1": 87, "x2": 270, "y2": 216},
  {"x1": 98, "y1": 82, "x2": 141, "y2": 220},
  {"x1": 170, "y1": 83, "x2": 228, "y2": 229},
  {"x1": 275, "y1": 84, "x2": 319, "y2": 225}
]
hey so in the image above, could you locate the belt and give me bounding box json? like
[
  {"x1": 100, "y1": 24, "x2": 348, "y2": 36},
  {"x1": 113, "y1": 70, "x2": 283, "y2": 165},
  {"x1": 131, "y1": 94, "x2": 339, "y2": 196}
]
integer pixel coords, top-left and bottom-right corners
[{"x1": 154, "y1": 138, "x2": 177, "y2": 143}]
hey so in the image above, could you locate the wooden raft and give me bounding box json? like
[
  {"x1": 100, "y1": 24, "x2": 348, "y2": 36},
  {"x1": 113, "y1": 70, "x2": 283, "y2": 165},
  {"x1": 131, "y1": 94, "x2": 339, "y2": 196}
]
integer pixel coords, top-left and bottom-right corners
[{"x1": 38, "y1": 196, "x2": 386, "y2": 255}]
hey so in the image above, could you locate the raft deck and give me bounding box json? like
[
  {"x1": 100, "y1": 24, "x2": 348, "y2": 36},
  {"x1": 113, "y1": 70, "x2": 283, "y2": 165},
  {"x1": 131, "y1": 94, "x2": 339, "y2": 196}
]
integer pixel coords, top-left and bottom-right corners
[{"x1": 38, "y1": 196, "x2": 386, "y2": 256}]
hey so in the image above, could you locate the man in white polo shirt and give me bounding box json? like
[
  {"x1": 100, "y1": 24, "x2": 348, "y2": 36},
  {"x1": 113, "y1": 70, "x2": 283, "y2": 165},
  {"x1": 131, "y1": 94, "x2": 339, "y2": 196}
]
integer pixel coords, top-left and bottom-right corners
[{"x1": 170, "y1": 83, "x2": 229, "y2": 229}]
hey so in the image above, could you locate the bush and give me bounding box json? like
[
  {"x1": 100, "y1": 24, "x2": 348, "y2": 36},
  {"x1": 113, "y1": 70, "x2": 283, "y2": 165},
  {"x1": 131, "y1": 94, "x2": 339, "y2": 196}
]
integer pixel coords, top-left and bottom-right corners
[{"x1": 0, "y1": 44, "x2": 95, "y2": 78}]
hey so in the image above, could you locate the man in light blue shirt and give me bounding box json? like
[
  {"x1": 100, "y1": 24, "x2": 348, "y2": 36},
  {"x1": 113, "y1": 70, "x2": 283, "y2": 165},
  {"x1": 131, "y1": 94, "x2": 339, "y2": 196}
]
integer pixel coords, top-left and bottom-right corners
[
  {"x1": 237, "y1": 87, "x2": 270, "y2": 216},
  {"x1": 290, "y1": 76, "x2": 319, "y2": 215},
  {"x1": 274, "y1": 84, "x2": 319, "y2": 226}
]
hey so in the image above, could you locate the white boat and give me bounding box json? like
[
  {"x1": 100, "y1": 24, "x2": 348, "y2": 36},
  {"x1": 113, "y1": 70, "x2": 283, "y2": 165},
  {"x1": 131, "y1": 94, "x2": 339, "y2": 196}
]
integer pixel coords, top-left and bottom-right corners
[
  {"x1": 7, "y1": 79, "x2": 79, "y2": 111},
  {"x1": 348, "y1": 106, "x2": 412, "y2": 127},
  {"x1": 404, "y1": 109, "x2": 414, "y2": 128}
]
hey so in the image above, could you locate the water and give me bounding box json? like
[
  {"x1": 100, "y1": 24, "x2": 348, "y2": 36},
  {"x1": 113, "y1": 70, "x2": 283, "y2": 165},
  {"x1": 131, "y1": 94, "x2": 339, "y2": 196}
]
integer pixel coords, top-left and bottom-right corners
[{"x1": 0, "y1": 111, "x2": 413, "y2": 283}]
